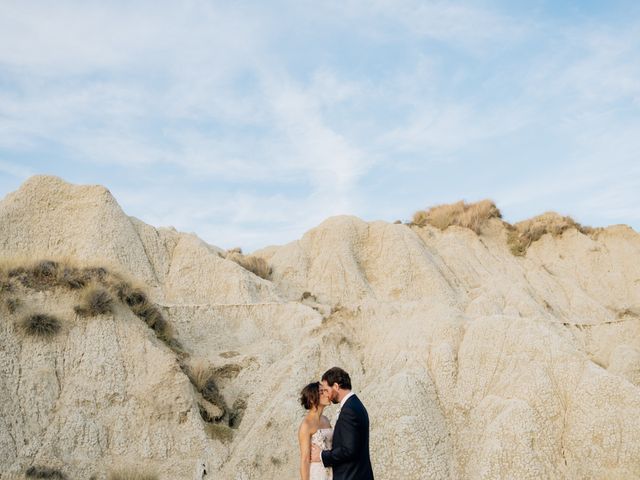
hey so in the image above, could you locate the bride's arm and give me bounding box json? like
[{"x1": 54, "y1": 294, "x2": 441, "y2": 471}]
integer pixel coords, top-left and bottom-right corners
[{"x1": 298, "y1": 422, "x2": 311, "y2": 480}]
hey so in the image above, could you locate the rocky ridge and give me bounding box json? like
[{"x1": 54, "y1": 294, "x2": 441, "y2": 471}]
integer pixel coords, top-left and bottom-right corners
[{"x1": 0, "y1": 175, "x2": 639, "y2": 479}]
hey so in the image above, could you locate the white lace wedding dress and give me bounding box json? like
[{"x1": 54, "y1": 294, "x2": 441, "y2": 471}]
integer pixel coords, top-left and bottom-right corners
[{"x1": 310, "y1": 428, "x2": 333, "y2": 480}]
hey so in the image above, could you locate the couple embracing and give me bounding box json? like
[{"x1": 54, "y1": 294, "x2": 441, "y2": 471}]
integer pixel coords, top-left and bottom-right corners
[{"x1": 298, "y1": 367, "x2": 374, "y2": 480}]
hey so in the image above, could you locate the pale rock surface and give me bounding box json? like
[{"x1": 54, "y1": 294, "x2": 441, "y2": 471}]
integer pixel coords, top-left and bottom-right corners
[
  {"x1": 0, "y1": 176, "x2": 279, "y2": 305},
  {"x1": 1, "y1": 175, "x2": 640, "y2": 479},
  {"x1": 0, "y1": 288, "x2": 221, "y2": 479},
  {"x1": 0, "y1": 175, "x2": 159, "y2": 288},
  {"x1": 161, "y1": 234, "x2": 280, "y2": 305}
]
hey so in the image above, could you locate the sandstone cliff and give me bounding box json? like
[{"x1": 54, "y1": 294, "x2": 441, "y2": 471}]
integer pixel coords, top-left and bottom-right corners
[{"x1": 1, "y1": 176, "x2": 639, "y2": 479}]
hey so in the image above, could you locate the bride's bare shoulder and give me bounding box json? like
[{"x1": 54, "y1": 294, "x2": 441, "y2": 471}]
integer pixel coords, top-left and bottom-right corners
[
  {"x1": 299, "y1": 416, "x2": 312, "y2": 435},
  {"x1": 299, "y1": 415, "x2": 317, "y2": 431}
]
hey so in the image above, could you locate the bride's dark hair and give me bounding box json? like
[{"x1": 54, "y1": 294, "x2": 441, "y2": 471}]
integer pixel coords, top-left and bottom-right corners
[{"x1": 300, "y1": 382, "x2": 320, "y2": 410}]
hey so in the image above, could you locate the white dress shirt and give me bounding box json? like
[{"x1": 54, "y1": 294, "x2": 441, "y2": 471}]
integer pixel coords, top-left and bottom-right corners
[{"x1": 336, "y1": 391, "x2": 355, "y2": 422}]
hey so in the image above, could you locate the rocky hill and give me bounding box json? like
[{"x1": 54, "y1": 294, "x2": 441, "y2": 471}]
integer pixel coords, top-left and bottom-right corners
[{"x1": 1, "y1": 176, "x2": 639, "y2": 479}]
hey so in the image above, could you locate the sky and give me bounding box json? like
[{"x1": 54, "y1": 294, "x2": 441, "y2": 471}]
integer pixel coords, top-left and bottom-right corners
[{"x1": 1, "y1": 0, "x2": 639, "y2": 251}]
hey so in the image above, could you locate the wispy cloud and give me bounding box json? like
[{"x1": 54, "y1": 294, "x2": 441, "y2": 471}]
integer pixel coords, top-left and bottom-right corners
[{"x1": 0, "y1": 1, "x2": 638, "y2": 248}]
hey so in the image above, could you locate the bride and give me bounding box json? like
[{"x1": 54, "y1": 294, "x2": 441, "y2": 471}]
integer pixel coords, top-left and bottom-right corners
[{"x1": 298, "y1": 381, "x2": 333, "y2": 480}]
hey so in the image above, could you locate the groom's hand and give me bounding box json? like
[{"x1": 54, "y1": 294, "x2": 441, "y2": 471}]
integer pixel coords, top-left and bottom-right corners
[{"x1": 310, "y1": 444, "x2": 322, "y2": 463}]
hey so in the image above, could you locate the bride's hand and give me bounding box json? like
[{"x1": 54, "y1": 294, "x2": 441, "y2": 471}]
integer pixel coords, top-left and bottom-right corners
[{"x1": 310, "y1": 444, "x2": 322, "y2": 462}]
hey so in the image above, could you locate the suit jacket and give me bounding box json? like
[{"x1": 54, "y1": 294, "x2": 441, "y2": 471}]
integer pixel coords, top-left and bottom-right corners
[{"x1": 321, "y1": 394, "x2": 374, "y2": 480}]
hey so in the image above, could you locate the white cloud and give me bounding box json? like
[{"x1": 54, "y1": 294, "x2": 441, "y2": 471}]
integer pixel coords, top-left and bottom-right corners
[
  {"x1": 1, "y1": 0, "x2": 638, "y2": 248},
  {"x1": 0, "y1": 1, "x2": 266, "y2": 73},
  {"x1": 265, "y1": 76, "x2": 368, "y2": 190},
  {"x1": 380, "y1": 102, "x2": 530, "y2": 155}
]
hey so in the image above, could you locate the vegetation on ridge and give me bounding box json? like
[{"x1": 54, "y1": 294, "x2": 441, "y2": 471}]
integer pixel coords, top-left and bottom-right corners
[
  {"x1": 74, "y1": 285, "x2": 114, "y2": 316},
  {"x1": 180, "y1": 357, "x2": 247, "y2": 436},
  {"x1": 226, "y1": 248, "x2": 271, "y2": 280},
  {"x1": 1, "y1": 257, "x2": 248, "y2": 443},
  {"x1": 0, "y1": 258, "x2": 183, "y2": 354},
  {"x1": 185, "y1": 359, "x2": 228, "y2": 409},
  {"x1": 6, "y1": 297, "x2": 21, "y2": 313},
  {"x1": 411, "y1": 200, "x2": 597, "y2": 256},
  {"x1": 412, "y1": 200, "x2": 502, "y2": 234},
  {"x1": 507, "y1": 212, "x2": 595, "y2": 256}
]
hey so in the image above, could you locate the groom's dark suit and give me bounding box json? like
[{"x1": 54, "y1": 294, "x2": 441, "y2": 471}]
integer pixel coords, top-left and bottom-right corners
[{"x1": 321, "y1": 394, "x2": 374, "y2": 480}]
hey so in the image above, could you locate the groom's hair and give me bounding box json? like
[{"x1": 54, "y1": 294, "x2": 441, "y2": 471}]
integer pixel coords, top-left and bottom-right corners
[{"x1": 322, "y1": 367, "x2": 352, "y2": 390}]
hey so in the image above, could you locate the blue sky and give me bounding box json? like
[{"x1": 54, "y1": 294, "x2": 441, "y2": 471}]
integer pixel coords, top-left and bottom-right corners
[{"x1": 1, "y1": 1, "x2": 639, "y2": 251}]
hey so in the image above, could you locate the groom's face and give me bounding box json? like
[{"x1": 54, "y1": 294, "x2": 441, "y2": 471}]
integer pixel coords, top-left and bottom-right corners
[{"x1": 321, "y1": 380, "x2": 340, "y2": 404}]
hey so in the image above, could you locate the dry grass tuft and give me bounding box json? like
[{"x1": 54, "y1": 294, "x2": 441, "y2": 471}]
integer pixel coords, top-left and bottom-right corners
[
  {"x1": 204, "y1": 423, "x2": 234, "y2": 443},
  {"x1": 0, "y1": 258, "x2": 117, "y2": 291},
  {"x1": 198, "y1": 398, "x2": 225, "y2": 422},
  {"x1": 127, "y1": 296, "x2": 184, "y2": 355},
  {"x1": 617, "y1": 307, "x2": 640, "y2": 318},
  {"x1": 183, "y1": 359, "x2": 247, "y2": 430},
  {"x1": 107, "y1": 469, "x2": 158, "y2": 480},
  {"x1": 58, "y1": 266, "x2": 87, "y2": 289},
  {"x1": 31, "y1": 260, "x2": 60, "y2": 282},
  {"x1": 82, "y1": 266, "x2": 109, "y2": 282},
  {"x1": 227, "y1": 252, "x2": 271, "y2": 280},
  {"x1": 186, "y1": 360, "x2": 227, "y2": 411},
  {"x1": 107, "y1": 279, "x2": 182, "y2": 351},
  {"x1": 8, "y1": 260, "x2": 59, "y2": 290},
  {"x1": 19, "y1": 314, "x2": 62, "y2": 339},
  {"x1": 113, "y1": 281, "x2": 148, "y2": 308},
  {"x1": 1, "y1": 257, "x2": 184, "y2": 354},
  {"x1": 0, "y1": 278, "x2": 15, "y2": 294},
  {"x1": 301, "y1": 291, "x2": 315, "y2": 301},
  {"x1": 6, "y1": 297, "x2": 21, "y2": 313},
  {"x1": 229, "y1": 397, "x2": 247, "y2": 428},
  {"x1": 214, "y1": 363, "x2": 242, "y2": 379},
  {"x1": 412, "y1": 200, "x2": 502, "y2": 234},
  {"x1": 507, "y1": 212, "x2": 592, "y2": 256},
  {"x1": 25, "y1": 465, "x2": 68, "y2": 479},
  {"x1": 74, "y1": 285, "x2": 114, "y2": 316},
  {"x1": 131, "y1": 302, "x2": 165, "y2": 334}
]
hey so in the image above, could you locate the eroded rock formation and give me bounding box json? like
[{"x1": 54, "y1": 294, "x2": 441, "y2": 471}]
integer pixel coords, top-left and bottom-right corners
[{"x1": 1, "y1": 176, "x2": 639, "y2": 479}]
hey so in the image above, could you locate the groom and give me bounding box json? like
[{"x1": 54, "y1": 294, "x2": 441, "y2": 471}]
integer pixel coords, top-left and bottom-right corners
[{"x1": 311, "y1": 367, "x2": 374, "y2": 479}]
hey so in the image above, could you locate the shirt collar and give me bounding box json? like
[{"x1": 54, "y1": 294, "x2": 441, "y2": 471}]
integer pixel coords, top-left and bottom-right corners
[{"x1": 339, "y1": 391, "x2": 355, "y2": 409}]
